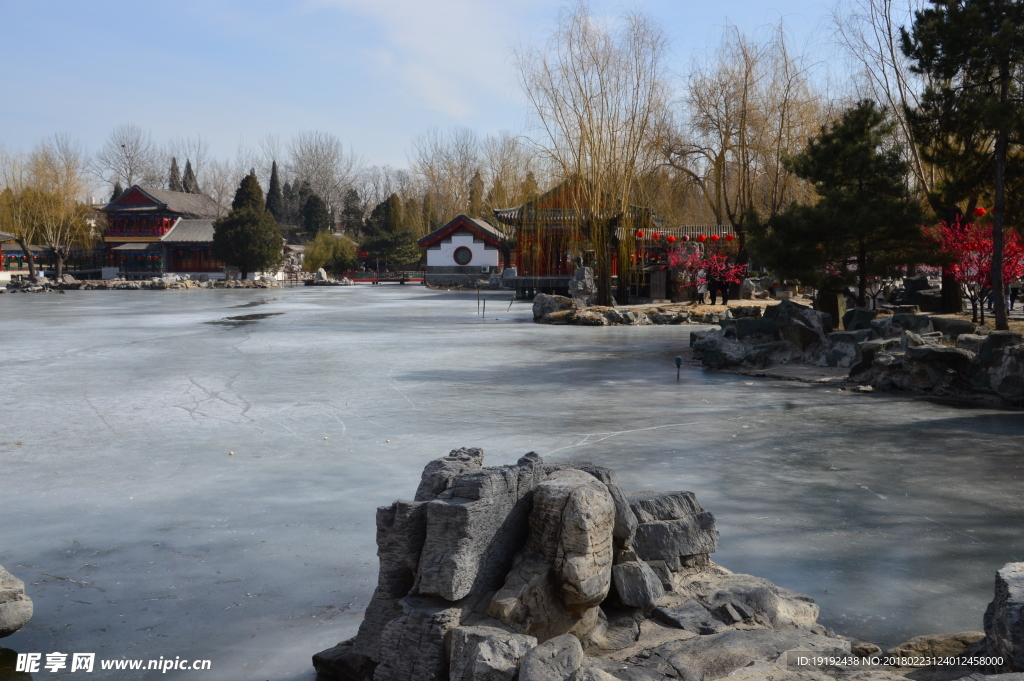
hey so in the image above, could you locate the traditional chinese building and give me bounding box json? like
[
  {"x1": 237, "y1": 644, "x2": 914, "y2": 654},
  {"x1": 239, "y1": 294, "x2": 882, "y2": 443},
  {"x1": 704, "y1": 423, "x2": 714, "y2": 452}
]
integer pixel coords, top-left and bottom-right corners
[
  {"x1": 103, "y1": 186, "x2": 225, "y2": 279},
  {"x1": 0, "y1": 231, "x2": 13, "y2": 283},
  {"x1": 417, "y1": 215, "x2": 506, "y2": 286}
]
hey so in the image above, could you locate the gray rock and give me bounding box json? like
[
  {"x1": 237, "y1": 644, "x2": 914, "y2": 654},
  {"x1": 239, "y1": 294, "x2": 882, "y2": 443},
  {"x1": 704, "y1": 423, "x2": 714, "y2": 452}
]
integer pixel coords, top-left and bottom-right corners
[
  {"x1": 886, "y1": 631, "x2": 985, "y2": 659},
  {"x1": 554, "y1": 472, "x2": 616, "y2": 608},
  {"x1": 312, "y1": 638, "x2": 377, "y2": 681},
  {"x1": 653, "y1": 600, "x2": 726, "y2": 635},
  {"x1": 978, "y1": 331, "x2": 1024, "y2": 366},
  {"x1": 984, "y1": 562, "x2": 1024, "y2": 672},
  {"x1": 534, "y1": 294, "x2": 575, "y2": 322},
  {"x1": 743, "y1": 341, "x2": 801, "y2": 369},
  {"x1": 569, "y1": 267, "x2": 598, "y2": 310},
  {"x1": 762, "y1": 300, "x2": 830, "y2": 350},
  {"x1": 730, "y1": 306, "x2": 763, "y2": 319},
  {"x1": 931, "y1": 316, "x2": 977, "y2": 338},
  {"x1": 842, "y1": 307, "x2": 876, "y2": 331},
  {"x1": 612, "y1": 561, "x2": 666, "y2": 609},
  {"x1": 957, "y1": 334, "x2": 987, "y2": 354},
  {"x1": 891, "y1": 313, "x2": 934, "y2": 335},
  {"x1": 569, "y1": 666, "x2": 619, "y2": 681},
  {"x1": 373, "y1": 597, "x2": 467, "y2": 681},
  {"x1": 447, "y1": 625, "x2": 537, "y2": 681},
  {"x1": 0, "y1": 565, "x2": 32, "y2": 638},
  {"x1": 902, "y1": 275, "x2": 932, "y2": 296},
  {"x1": 632, "y1": 514, "x2": 719, "y2": 571},
  {"x1": 518, "y1": 634, "x2": 584, "y2": 681},
  {"x1": 574, "y1": 311, "x2": 609, "y2": 326},
  {"x1": 690, "y1": 331, "x2": 709, "y2": 348},
  {"x1": 414, "y1": 461, "x2": 542, "y2": 602},
  {"x1": 415, "y1": 448, "x2": 485, "y2": 501},
  {"x1": 649, "y1": 629, "x2": 849, "y2": 681},
  {"x1": 628, "y1": 491, "x2": 704, "y2": 524},
  {"x1": 675, "y1": 569, "x2": 820, "y2": 631}
]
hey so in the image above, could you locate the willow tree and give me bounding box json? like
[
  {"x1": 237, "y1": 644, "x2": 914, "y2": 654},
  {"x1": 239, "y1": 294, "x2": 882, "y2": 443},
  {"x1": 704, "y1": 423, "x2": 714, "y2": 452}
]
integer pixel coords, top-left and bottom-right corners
[
  {"x1": 518, "y1": 3, "x2": 667, "y2": 306},
  {"x1": 28, "y1": 135, "x2": 94, "y2": 280}
]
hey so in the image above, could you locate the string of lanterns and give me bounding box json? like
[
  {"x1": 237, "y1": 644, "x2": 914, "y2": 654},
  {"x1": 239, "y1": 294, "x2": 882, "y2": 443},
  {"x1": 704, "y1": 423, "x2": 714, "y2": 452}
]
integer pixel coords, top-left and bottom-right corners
[{"x1": 634, "y1": 230, "x2": 735, "y2": 244}]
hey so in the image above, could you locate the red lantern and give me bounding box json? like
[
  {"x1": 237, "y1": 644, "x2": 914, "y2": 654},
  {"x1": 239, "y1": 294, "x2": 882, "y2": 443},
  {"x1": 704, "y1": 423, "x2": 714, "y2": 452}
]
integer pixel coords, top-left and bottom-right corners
[
  {"x1": 697, "y1": 234, "x2": 707, "y2": 243},
  {"x1": 681, "y1": 234, "x2": 689, "y2": 242},
  {"x1": 725, "y1": 233, "x2": 735, "y2": 242},
  {"x1": 635, "y1": 230, "x2": 644, "y2": 239},
  {"x1": 974, "y1": 206, "x2": 987, "y2": 217},
  {"x1": 652, "y1": 232, "x2": 661, "y2": 240},
  {"x1": 710, "y1": 234, "x2": 720, "y2": 242},
  {"x1": 666, "y1": 235, "x2": 677, "y2": 244}
]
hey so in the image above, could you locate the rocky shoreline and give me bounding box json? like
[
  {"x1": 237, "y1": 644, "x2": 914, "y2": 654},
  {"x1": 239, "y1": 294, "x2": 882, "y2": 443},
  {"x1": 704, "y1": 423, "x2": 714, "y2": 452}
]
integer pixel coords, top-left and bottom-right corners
[
  {"x1": 2, "y1": 274, "x2": 282, "y2": 293},
  {"x1": 311, "y1": 448, "x2": 1024, "y2": 681}
]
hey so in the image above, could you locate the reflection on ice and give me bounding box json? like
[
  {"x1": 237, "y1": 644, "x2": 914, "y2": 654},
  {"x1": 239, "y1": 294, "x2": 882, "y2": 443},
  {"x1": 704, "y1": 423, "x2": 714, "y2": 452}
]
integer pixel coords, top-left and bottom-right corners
[{"x1": 0, "y1": 286, "x2": 1022, "y2": 680}]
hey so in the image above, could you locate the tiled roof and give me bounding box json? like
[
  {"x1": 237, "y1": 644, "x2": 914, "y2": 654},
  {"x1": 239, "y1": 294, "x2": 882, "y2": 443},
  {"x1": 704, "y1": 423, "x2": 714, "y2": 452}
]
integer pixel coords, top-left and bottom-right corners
[
  {"x1": 418, "y1": 215, "x2": 504, "y2": 248},
  {"x1": 161, "y1": 219, "x2": 215, "y2": 243},
  {"x1": 104, "y1": 186, "x2": 221, "y2": 219},
  {"x1": 0, "y1": 231, "x2": 14, "y2": 242},
  {"x1": 112, "y1": 242, "x2": 162, "y2": 251}
]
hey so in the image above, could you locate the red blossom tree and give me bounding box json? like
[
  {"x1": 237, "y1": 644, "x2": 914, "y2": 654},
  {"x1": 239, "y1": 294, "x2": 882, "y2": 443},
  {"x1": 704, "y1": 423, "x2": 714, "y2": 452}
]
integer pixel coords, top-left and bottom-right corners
[
  {"x1": 934, "y1": 220, "x2": 1024, "y2": 324},
  {"x1": 668, "y1": 246, "x2": 747, "y2": 302}
]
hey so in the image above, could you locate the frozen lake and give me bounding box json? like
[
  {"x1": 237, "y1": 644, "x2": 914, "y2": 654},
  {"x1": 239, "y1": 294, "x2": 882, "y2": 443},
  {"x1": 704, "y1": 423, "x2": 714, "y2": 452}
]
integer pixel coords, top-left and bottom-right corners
[{"x1": 1, "y1": 286, "x2": 1022, "y2": 679}]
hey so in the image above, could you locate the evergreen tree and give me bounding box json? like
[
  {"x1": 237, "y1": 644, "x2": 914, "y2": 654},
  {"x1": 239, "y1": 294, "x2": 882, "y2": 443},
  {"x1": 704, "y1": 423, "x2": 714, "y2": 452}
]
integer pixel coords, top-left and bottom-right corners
[
  {"x1": 168, "y1": 157, "x2": 184, "y2": 192},
  {"x1": 339, "y1": 188, "x2": 364, "y2": 235},
  {"x1": 213, "y1": 174, "x2": 283, "y2": 279},
  {"x1": 363, "y1": 193, "x2": 419, "y2": 270},
  {"x1": 265, "y1": 161, "x2": 284, "y2": 223},
  {"x1": 301, "y1": 193, "x2": 333, "y2": 235},
  {"x1": 182, "y1": 160, "x2": 200, "y2": 194},
  {"x1": 749, "y1": 100, "x2": 926, "y2": 306},
  {"x1": 421, "y1": 193, "x2": 437, "y2": 232},
  {"x1": 520, "y1": 171, "x2": 540, "y2": 201},
  {"x1": 281, "y1": 182, "x2": 296, "y2": 224},
  {"x1": 469, "y1": 171, "x2": 484, "y2": 216},
  {"x1": 110, "y1": 182, "x2": 124, "y2": 202},
  {"x1": 232, "y1": 171, "x2": 264, "y2": 212},
  {"x1": 902, "y1": 0, "x2": 1024, "y2": 330}
]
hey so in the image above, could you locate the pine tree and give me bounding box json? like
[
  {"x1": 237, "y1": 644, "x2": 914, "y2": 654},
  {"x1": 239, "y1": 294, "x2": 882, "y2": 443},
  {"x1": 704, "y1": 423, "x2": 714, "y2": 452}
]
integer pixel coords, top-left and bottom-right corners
[
  {"x1": 182, "y1": 160, "x2": 200, "y2": 194},
  {"x1": 339, "y1": 188, "x2": 364, "y2": 235},
  {"x1": 301, "y1": 193, "x2": 333, "y2": 235},
  {"x1": 214, "y1": 174, "x2": 283, "y2": 279},
  {"x1": 520, "y1": 172, "x2": 540, "y2": 201},
  {"x1": 362, "y1": 193, "x2": 419, "y2": 270},
  {"x1": 168, "y1": 157, "x2": 184, "y2": 192},
  {"x1": 110, "y1": 182, "x2": 124, "y2": 202},
  {"x1": 749, "y1": 100, "x2": 927, "y2": 306},
  {"x1": 266, "y1": 161, "x2": 284, "y2": 223},
  {"x1": 232, "y1": 171, "x2": 265, "y2": 212},
  {"x1": 902, "y1": 0, "x2": 1024, "y2": 330},
  {"x1": 469, "y1": 171, "x2": 484, "y2": 216}
]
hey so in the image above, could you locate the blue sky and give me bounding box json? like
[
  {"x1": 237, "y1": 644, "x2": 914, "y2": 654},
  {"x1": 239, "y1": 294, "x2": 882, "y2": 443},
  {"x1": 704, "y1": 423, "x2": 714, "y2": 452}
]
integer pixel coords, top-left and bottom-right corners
[{"x1": 0, "y1": 0, "x2": 836, "y2": 167}]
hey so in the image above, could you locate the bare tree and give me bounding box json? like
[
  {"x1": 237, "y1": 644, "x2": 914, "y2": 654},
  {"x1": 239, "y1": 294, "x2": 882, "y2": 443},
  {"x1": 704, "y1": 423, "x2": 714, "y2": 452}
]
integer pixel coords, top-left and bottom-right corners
[
  {"x1": 287, "y1": 131, "x2": 364, "y2": 211},
  {"x1": 203, "y1": 158, "x2": 239, "y2": 217},
  {"x1": 29, "y1": 135, "x2": 94, "y2": 279},
  {"x1": 92, "y1": 124, "x2": 162, "y2": 191},
  {"x1": 410, "y1": 127, "x2": 482, "y2": 224},
  {"x1": 518, "y1": 2, "x2": 668, "y2": 305},
  {"x1": 661, "y1": 24, "x2": 822, "y2": 255},
  {"x1": 0, "y1": 146, "x2": 40, "y2": 279}
]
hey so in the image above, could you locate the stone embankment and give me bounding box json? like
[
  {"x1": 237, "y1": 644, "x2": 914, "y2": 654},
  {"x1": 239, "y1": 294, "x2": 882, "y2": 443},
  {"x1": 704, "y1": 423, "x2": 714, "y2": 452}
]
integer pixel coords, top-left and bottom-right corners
[
  {"x1": 0, "y1": 564, "x2": 32, "y2": 638},
  {"x1": 3, "y1": 274, "x2": 281, "y2": 293},
  {"x1": 533, "y1": 293, "x2": 760, "y2": 327},
  {"x1": 690, "y1": 300, "x2": 1024, "y2": 405},
  {"x1": 312, "y1": 448, "x2": 1024, "y2": 681}
]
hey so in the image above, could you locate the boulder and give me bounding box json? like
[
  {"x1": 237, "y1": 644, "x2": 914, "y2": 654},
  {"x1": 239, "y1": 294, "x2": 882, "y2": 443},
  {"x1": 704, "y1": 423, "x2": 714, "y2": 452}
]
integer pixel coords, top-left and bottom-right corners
[
  {"x1": 447, "y1": 625, "x2": 537, "y2": 681},
  {"x1": 902, "y1": 275, "x2": 933, "y2": 296},
  {"x1": 312, "y1": 639, "x2": 377, "y2": 681},
  {"x1": 978, "y1": 331, "x2": 1024, "y2": 366},
  {"x1": 574, "y1": 311, "x2": 609, "y2": 326},
  {"x1": 984, "y1": 562, "x2": 1024, "y2": 671},
  {"x1": 316, "y1": 267, "x2": 330, "y2": 281},
  {"x1": 568, "y1": 666, "x2": 618, "y2": 681},
  {"x1": 415, "y1": 447, "x2": 485, "y2": 501},
  {"x1": 762, "y1": 300, "x2": 830, "y2": 350},
  {"x1": 931, "y1": 316, "x2": 977, "y2": 338},
  {"x1": 653, "y1": 600, "x2": 727, "y2": 635},
  {"x1": 886, "y1": 631, "x2": 985, "y2": 659},
  {"x1": 568, "y1": 267, "x2": 598, "y2": 309},
  {"x1": 958, "y1": 334, "x2": 987, "y2": 354},
  {"x1": 627, "y1": 492, "x2": 719, "y2": 570},
  {"x1": 534, "y1": 294, "x2": 575, "y2": 322},
  {"x1": 842, "y1": 307, "x2": 877, "y2": 331},
  {"x1": 912, "y1": 288, "x2": 943, "y2": 312},
  {"x1": 518, "y1": 634, "x2": 584, "y2": 681},
  {"x1": 0, "y1": 565, "x2": 32, "y2": 638},
  {"x1": 743, "y1": 341, "x2": 801, "y2": 369},
  {"x1": 891, "y1": 313, "x2": 934, "y2": 335},
  {"x1": 905, "y1": 344, "x2": 974, "y2": 374},
  {"x1": 674, "y1": 569, "x2": 820, "y2": 631},
  {"x1": 612, "y1": 561, "x2": 666, "y2": 609},
  {"x1": 988, "y1": 344, "x2": 1024, "y2": 403},
  {"x1": 730, "y1": 306, "x2": 763, "y2": 319},
  {"x1": 373, "y1": 597, "x2": 467, "y2": 681}
]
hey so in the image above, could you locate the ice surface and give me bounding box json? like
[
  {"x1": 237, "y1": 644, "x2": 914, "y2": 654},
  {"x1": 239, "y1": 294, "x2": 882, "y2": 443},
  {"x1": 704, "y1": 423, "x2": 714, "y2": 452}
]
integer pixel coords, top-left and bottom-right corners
[{"x1": 1, "y1": 286, "x2": 1022, "y2": 679}]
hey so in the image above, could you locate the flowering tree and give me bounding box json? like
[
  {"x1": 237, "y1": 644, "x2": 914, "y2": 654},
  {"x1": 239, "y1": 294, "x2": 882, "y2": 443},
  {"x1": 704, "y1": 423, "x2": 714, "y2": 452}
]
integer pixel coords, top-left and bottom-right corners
[
  {"x1": 668, "y1": 245, "x2": 747, "y2": 301},
  {"x1": 935, "y1": 220, "x2": 1024, "y2": 324}
]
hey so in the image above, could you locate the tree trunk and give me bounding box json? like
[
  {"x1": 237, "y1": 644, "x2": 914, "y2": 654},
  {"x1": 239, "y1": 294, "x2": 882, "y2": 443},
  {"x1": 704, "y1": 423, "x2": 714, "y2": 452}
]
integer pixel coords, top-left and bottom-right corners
[
  {"x1": 594, "y1": 218, "x2": 614, "y2": 307},
  {"x1": 992, "y1": 68, "x2": 1010, "y2": 331},
  {"x1": 55, "y1": 252, "x2": 64, "y2": 281},
  {"x1": 16, "y1": 237, "x2": 38, "y2": 281},
  {"x1": 941, "y1": 267, "x2": 963, "y2": 313},
  {"x1": 857, "y1": 241, "x2": 867, "y2": 308}
]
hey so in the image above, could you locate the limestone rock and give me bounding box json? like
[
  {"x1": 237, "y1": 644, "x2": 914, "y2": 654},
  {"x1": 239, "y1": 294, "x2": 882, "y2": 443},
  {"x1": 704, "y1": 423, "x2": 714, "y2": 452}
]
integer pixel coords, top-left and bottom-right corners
[
  {"x1": 0, "y1": 565, "x2": 32, "y2": 638},
  {"x1": 931, "y1": 316, "x2": 977, "y2": 338},
  {"x1": 762, "y1": 300, "x2": 831, "y2": 350},
  {"x1": 886, "y1": 631, "x2": 985, "y2": 659},
  {"x1": 891, "y1": 313, "x2": 934, "y2": 335},
  {"x1": 631, "y1": 515, "x2": 718, "y2": 571},
  {"x1": 518, "y1": 634, "x2": 585, "y2": 681},
  {"x1": 415, "y1": 448, "x2": 485, "y2": 501},
  {"x1": 312, "y1": 639, "x2": 377, "y2": 681},
  {"x1": 674, "y1": 569, "x2": 820, "y2": 631},
  {"x1": 612, "y1": 561, "x2": 666, "y2": 609},
  {"x1": 555, "y1": 472, "x2": 616, "y2": 608},
  {"x1": 373, "y1": 597, "x2": 467, "y2": 681},
  {"x1": 414, "y1": 460, "x2": 542, "y2": 602},
  {"x1": 957, "y1": 334, "x2": 987, "y2": 354},
  {"x1": 447, "y1": 625, "x2": 537, "y2": 681},
  {"x1": 984, "y1": 562, "x2": 1024, "y2": 672},
  {"x1": 534, "y1": 294, "x2": 575, "y2": 322},
  {"x1": 842, "y1": 308, "x2": 877, "y2": 331},
  {"x1": 653, "y1": 600, "x2": 727, "y2": 635},
  {"x1": 569, "y1": 666, "x2": 619, "y2": 681},
  {"x1": 569, "y1": 267, "x2": 598, "y2": 309}
]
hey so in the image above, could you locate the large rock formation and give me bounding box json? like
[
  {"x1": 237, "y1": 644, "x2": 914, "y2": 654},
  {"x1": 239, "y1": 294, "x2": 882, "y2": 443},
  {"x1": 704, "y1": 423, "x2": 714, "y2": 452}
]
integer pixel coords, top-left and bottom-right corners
[
  {"x1": 312, "y1": 449, "x2": 861, "y2": 681},
  {"x1": 0, "y1": 565, "x2": 32, "y2": 638},
  {"x1": 984, "y1": 562, "x2": 1024, "y2": 672}
]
